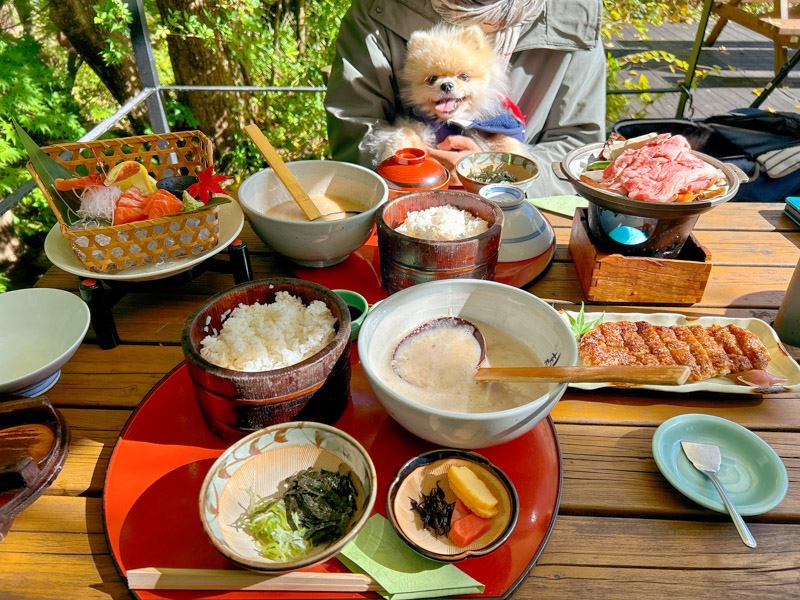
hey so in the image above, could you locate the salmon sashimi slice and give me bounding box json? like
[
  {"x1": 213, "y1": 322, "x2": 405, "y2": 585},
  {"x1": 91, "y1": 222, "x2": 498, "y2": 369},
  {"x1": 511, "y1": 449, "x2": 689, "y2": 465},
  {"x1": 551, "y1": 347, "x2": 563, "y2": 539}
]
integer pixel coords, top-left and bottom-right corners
[
  {"x1": 144, "y1": 189, "x2": 183, "y2": 219},
  {"x1": 55, "y1": 173, "x2": 104, "y2": 191},
  {"x1": 113, "y1": 187, "x2": 149, "y2": 224}
]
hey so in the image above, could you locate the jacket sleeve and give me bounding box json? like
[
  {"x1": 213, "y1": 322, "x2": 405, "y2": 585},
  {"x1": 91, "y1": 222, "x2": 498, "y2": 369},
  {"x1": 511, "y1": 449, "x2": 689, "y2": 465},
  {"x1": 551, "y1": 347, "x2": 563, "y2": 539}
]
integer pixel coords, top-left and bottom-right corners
[
  {"x1": 512, "y1": 41, "x2": 607, "y2": 197},
  {"x1": 324, "y1": 2, "x2": 398, "y2": 167}
]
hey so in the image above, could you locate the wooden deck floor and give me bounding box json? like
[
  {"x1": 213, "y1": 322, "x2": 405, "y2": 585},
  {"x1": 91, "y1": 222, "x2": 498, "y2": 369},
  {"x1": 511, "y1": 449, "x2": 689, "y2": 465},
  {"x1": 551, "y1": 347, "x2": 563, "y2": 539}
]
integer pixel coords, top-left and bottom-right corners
[{"x1": 610, "y1": 19, "x2": 800, "y2": 119}]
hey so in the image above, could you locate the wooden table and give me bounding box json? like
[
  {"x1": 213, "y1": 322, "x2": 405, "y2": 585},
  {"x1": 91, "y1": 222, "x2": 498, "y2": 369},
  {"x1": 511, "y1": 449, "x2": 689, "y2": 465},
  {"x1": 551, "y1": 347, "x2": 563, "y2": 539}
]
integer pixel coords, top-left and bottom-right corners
[
  {"x1": 3, "y1": 202, "x2": 799, "y2": 599},
  {"x1": 705, "y1": 0, "x2": 800, "y2": 74}
]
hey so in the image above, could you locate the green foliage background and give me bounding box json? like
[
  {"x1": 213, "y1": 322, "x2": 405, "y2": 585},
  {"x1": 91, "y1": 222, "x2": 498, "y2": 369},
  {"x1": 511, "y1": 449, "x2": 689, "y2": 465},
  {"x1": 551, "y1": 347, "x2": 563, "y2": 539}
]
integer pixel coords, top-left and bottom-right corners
[{"x1": 0, "y1": 0, "x2": 701, "y2": 292}]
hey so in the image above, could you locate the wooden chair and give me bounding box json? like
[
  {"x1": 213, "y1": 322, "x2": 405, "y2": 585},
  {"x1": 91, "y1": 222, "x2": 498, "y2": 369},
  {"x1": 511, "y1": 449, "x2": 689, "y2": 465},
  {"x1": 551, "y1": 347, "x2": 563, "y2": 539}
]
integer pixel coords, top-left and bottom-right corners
[{"x1": 704, "y1": 0, "x2": 800, "y2": 74}]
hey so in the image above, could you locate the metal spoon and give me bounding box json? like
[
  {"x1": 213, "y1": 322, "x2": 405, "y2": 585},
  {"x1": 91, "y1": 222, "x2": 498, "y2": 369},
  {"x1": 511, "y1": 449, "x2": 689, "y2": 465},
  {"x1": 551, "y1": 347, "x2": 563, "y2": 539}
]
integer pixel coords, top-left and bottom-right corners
[
  {"x1": 391, "y1": 317, "x2": 691, "y2": 386},
  {"x1": 681, "y1": 441, "x2": 757, "y2": 548},
  {"x1": 243, "y1": 124, "x2": 361, "y2": 221}
]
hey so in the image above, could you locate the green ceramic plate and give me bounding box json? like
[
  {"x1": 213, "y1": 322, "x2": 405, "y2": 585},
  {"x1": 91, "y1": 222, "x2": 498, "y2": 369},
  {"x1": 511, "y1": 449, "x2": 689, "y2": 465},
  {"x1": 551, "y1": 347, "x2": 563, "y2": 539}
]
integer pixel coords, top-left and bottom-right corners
[{"x1": 652, "y1": 414, "x2": 788, "y2": 515}]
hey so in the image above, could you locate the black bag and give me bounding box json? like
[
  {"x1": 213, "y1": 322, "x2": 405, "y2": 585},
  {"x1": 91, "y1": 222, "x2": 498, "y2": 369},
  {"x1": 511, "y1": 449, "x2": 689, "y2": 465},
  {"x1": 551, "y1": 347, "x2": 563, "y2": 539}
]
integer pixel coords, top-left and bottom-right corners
[{"x1": 613, "y1": 109, "x2": 800, "y2": 202}]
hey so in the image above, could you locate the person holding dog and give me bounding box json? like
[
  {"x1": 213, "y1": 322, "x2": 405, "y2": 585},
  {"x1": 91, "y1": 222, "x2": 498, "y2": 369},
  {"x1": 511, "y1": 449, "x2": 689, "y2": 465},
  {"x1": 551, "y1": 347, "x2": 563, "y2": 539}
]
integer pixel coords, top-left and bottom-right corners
[{"x1": 325, "y1": 0, "x2": 605, "y2": 196}]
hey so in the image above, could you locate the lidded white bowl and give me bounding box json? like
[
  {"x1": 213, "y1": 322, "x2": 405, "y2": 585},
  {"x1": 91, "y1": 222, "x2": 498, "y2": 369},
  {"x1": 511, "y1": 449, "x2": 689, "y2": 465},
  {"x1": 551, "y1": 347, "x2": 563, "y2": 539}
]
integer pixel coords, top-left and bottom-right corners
[{"x1": 479, "y1": 184, "x2": 555, "y2": 262}]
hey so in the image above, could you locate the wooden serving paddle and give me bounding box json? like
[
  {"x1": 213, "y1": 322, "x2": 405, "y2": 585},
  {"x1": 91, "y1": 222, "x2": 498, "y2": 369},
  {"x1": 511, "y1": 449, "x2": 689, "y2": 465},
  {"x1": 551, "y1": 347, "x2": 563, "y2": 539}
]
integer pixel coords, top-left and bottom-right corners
[
  {"x1": 126, "y1": 567, "x2": 382, "y2": 593},
  {"x1": 243, "y1": 124, "x2": 323, "y2": 221},
  {"x1": 474, "y1": 365, "x2": 691, "y2": 385}
]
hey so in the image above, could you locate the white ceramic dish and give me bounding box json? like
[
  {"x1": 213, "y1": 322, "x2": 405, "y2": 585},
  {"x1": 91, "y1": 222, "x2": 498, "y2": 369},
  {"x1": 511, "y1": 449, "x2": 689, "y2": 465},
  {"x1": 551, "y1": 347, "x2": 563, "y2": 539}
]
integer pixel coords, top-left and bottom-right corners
[
  {"x1": 44, "y1": 201, "x2": 244, "y2": 282},
  {"x1": 359, "y1": 279, "x2": 577, "y2": 448},
  {"x1": 199, "y1": 422, "x2": 377, "y2": 572},
  {"x1": 0, "y1": 288, "x2": 90, "y2": 396},
  {"x1": 565, "y1": 311, "x2": 800, "y2": 394},
  {"x1": 237, "y1": 161, "x2": 389, "y2": 267}
]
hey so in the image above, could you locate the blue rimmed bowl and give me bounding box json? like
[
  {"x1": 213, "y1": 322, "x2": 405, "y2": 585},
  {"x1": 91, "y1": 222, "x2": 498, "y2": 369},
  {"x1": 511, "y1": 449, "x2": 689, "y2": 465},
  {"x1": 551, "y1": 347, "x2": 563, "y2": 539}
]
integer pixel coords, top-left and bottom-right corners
[{"x1": 199, "y1": 421, "x2": 377, "y2": 572}]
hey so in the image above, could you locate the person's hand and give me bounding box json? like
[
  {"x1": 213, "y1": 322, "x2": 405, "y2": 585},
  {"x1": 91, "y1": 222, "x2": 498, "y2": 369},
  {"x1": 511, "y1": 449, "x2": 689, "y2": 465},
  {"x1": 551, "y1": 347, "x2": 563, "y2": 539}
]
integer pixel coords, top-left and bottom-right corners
[{"x1": 424, "y1": 136, "x2": 482, "y2": 184}]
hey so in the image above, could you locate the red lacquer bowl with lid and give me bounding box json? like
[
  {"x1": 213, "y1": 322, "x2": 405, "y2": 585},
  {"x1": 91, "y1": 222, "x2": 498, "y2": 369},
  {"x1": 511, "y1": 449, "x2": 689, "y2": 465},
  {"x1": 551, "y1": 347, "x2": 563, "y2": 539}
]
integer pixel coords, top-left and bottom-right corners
[{"x1": 377, "y1": 148, "x2": 450, "y2": 198}]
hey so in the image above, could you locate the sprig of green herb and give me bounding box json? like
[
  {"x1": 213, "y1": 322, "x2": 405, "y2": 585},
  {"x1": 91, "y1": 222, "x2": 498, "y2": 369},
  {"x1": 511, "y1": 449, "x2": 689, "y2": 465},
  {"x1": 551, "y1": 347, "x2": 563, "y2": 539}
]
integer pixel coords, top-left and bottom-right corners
[{"x1": 566, "y1": 302, "x2": 604, "y2": 340}]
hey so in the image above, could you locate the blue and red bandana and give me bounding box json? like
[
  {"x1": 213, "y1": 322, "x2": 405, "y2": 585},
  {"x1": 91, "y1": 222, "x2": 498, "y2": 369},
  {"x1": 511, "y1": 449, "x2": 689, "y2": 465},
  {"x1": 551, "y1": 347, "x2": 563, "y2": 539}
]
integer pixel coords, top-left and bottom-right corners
[{"x1": 411, "y1": 95, "x2": 526, "y2": 145}]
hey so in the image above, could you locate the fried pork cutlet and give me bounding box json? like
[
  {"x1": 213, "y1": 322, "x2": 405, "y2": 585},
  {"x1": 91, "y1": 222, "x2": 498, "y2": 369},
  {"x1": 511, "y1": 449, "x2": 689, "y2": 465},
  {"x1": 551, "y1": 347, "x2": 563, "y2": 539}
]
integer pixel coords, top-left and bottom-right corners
[{"x1": 578, "y1": 321, "x2": 770, "y2": 382}]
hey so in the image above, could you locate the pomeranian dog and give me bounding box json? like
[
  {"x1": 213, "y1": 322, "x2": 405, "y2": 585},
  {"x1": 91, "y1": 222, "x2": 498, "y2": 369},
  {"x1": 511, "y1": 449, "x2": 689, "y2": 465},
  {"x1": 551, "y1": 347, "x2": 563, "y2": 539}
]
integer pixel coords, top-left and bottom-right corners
[{"x1": 364, "y1": 24, "x2": 529, "y2": 167}]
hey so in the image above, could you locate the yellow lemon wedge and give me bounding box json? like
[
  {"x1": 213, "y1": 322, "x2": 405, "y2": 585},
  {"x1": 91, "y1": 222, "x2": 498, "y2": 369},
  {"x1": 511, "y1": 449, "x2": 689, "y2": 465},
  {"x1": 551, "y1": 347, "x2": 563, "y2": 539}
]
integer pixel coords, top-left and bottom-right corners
[{"x1": 105, "y1": 161, "x2": 157, "y2": 193}]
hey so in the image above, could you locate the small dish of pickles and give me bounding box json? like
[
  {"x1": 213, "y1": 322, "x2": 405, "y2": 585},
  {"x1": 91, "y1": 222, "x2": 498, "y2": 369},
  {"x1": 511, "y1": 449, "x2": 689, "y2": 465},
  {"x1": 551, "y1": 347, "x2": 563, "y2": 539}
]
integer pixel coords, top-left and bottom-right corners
[{"x1": 386, "y1": 449, "x2": 519, "y2": 561}]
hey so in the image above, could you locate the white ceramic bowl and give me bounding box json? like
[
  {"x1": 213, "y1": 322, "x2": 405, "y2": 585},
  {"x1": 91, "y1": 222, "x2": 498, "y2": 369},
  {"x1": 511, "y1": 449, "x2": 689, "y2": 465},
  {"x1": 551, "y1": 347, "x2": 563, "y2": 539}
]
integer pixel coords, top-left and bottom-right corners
[
  {"x1": 238, "y1": 161, "x2": 389, "y2": 267},
  {"x1": 358, "y1": 279, "x2": 577, "y2": 448},
  {"x1": 479, "y1": 184, "x2": 555, "y2": 262},
  {"x1": 0, "y1": 288, "x2": 90, "y2": 396},
  {"x1": 199, "y1": 422, "x2": 377, "y2": 572}
]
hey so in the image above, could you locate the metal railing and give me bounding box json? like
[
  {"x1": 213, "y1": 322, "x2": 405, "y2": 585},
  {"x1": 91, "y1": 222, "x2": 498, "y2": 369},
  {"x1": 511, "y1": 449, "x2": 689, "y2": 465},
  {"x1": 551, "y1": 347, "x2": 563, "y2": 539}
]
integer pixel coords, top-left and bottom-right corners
[{"x1": 4, "y1": 0, "x2": 793, "y2": 217}]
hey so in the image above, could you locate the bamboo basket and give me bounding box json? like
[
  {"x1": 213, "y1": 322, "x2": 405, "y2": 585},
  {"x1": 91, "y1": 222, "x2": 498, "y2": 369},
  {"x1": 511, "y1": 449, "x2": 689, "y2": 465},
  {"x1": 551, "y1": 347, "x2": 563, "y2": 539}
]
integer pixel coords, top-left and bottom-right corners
[{"x1": 28, "y1": 131, "x2": 221, "y2": 273}]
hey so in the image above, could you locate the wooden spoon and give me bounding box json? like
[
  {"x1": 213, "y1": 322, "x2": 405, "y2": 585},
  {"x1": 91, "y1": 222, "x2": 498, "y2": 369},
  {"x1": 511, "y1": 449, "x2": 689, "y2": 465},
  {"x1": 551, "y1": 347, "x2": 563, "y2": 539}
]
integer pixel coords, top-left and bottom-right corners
[
  {"x1": 474, "y1": 365, "x2": 691, "y2": 385},
  {"x1": 391, "y1": 316, "x2": 690, "y2": 386},
  {"x1": 244, "y1": 124, "x2": 323, "y2": 221}
]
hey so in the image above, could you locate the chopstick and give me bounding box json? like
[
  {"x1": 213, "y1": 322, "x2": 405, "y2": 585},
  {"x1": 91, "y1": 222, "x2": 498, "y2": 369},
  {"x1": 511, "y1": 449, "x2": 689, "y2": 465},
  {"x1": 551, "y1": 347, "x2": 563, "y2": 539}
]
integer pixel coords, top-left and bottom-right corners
[
  {"x1": 474, "y1": 365, "x2": 691, "y2": 385},
  {"x1": 126, "y1": 567, "x2": 383, "y2": 592}
]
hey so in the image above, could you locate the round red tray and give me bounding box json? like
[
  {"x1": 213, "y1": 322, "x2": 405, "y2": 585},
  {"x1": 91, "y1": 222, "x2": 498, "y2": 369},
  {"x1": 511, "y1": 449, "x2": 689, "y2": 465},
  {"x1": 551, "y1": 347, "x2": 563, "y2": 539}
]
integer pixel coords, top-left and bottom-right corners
[
  {"x1": 291, "y1": 230, "x2": 556, "y2": 304},
  {"x1": 104, "y1": 355, "x2": 562, "y2": 600}
]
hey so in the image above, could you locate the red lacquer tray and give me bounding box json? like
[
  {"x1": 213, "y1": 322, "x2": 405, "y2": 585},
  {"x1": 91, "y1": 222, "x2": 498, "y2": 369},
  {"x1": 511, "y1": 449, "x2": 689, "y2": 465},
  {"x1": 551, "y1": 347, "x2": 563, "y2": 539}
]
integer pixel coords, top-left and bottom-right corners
[
  {"x1": 292, "y1": 231, "x2": 556, "y2": 304},
  {"x1": 104, "y1": 355, "x2": 562, "y2": 600}
]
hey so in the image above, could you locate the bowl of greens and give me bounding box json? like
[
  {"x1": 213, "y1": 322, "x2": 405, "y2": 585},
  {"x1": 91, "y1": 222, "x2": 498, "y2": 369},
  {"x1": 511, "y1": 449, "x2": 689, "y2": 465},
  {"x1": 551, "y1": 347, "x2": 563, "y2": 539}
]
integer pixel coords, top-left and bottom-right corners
[
  {"x1": 456, "y1": 152, "x2": 539, "y2": 196},
  {"x1": 199, "y1": 421, "x2": 377, "y2": 572}
]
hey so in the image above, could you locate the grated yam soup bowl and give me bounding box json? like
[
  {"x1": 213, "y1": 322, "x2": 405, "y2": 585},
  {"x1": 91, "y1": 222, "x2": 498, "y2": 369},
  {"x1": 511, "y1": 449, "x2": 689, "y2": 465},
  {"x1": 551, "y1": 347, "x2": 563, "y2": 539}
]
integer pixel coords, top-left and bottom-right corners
[
  {"x1": 386, "y1": 449, "x2": 519, "y2": 562},
  {"x1": 376, "y1": 190, "x2": 503, "y2": 294},
  {"x1": 358, "y1": 279, "x2": 577, "y2": 448},
  {"x1": 237, "y1": 161, "x2": 389, "y2": 268},
  {"x1": 456, "y1": 152, "x2": 540, "y2": 196},
  {"x1": 182, "y1": 279, "x2": 351, "y2": 442},
  {"x1": 199, "y1": 421, "x2": 377, "y2": 572},
  {"x1": 0, "y1": 288, "x2": 90, "y2": 398}
]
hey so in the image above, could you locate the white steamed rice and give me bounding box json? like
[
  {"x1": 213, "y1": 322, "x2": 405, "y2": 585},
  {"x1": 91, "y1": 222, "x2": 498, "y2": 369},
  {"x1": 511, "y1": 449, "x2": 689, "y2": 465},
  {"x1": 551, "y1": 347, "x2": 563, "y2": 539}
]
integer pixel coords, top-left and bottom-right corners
[
  {"x1": 199, "y1": 291, "x2": 336, "y2": 371},
  {"x1": 395, "y1": 204, "x2": 488, "y2": 241}
]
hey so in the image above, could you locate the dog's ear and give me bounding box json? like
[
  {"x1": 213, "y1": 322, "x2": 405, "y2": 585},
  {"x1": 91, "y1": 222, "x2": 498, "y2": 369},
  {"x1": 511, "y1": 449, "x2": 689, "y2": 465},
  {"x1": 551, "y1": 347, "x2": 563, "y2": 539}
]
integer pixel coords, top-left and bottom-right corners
[
  {"x1": 407, "y1": 29, "x2": 434, "y2": 53},
  {"x1": 456, "y1": 25, "x2": 491, "y2": 52}
]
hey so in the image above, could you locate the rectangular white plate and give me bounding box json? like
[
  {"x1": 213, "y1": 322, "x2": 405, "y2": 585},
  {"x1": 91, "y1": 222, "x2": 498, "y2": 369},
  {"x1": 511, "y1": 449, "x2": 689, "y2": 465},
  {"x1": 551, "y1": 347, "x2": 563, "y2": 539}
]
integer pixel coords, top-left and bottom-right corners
[{"x1": 562, "y1": 311, "x2": 800, "y2": 394}]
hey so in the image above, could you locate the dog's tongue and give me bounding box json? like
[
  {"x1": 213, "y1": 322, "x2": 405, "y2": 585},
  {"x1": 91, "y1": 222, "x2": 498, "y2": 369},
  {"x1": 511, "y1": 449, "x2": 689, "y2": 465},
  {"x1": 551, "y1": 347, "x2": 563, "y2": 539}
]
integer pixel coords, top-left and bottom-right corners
[{"x1": 436, "y1": 98, "x2": 458, "y2": 113}]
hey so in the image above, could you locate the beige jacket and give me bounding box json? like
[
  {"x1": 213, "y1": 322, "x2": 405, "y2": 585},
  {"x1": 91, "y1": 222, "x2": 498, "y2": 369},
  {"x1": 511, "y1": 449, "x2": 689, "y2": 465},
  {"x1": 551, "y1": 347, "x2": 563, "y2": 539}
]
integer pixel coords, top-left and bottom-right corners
[{"x1": 324, "y1": 0, "x2": 606, "y2": 196}]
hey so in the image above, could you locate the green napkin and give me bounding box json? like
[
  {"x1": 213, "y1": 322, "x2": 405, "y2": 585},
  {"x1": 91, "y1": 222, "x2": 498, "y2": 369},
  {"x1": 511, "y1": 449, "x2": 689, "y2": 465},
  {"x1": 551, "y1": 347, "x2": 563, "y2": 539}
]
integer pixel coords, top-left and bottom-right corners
[
  {"x1": 528, "y1": 195, "x2": 587, "y2": 218},
  {"x1": 339, "y1": 514, "x2": 484, "y2": 600}
]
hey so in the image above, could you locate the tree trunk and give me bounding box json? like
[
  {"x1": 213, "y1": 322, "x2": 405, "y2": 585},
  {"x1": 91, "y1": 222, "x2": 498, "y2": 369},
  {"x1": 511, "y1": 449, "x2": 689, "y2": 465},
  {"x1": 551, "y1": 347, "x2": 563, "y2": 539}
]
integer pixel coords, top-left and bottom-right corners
[
  {"x1": 49, "y1": 0, "x2": 149, "y2": 133},
  {"x1": 296, "y1": 0, "x2": 306, "y2": 55},
  {"x1": 154, "y1": 0, "x2": 252, "y2": 157}
]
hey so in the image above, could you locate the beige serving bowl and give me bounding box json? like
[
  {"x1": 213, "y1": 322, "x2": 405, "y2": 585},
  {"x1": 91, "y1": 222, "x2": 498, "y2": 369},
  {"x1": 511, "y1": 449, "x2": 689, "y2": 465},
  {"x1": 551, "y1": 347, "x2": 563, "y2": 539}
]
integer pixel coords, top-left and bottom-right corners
[
  {"x1": 237, "y1": 161, "x2": 389, "y2": 267},
  {"x1": 199, "y1": 422, "x2": 377, "y2": 572}
]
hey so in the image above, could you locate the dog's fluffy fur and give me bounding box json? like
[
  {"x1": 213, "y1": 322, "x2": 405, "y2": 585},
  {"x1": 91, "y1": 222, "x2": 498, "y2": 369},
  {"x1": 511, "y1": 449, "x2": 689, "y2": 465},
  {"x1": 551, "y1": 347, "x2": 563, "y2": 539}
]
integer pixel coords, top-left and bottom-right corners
[{"x1": 364, "y1": 25, "x2": 529, "y2": 166}]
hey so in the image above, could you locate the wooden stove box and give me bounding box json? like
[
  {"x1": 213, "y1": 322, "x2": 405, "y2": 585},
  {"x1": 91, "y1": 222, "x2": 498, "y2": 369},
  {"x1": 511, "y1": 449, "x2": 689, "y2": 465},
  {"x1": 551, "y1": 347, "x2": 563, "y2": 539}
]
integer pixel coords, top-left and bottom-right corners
[{"x1": 569, "y1": 208, "x2": 712, "y2": 305}]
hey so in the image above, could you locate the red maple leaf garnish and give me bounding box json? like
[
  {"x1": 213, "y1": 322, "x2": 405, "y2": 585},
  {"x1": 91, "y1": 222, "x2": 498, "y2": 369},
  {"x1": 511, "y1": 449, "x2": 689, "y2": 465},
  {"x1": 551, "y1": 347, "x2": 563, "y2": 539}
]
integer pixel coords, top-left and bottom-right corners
[{"x1": 186, "y1": 165, "x2": 227, "y2": 204}]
